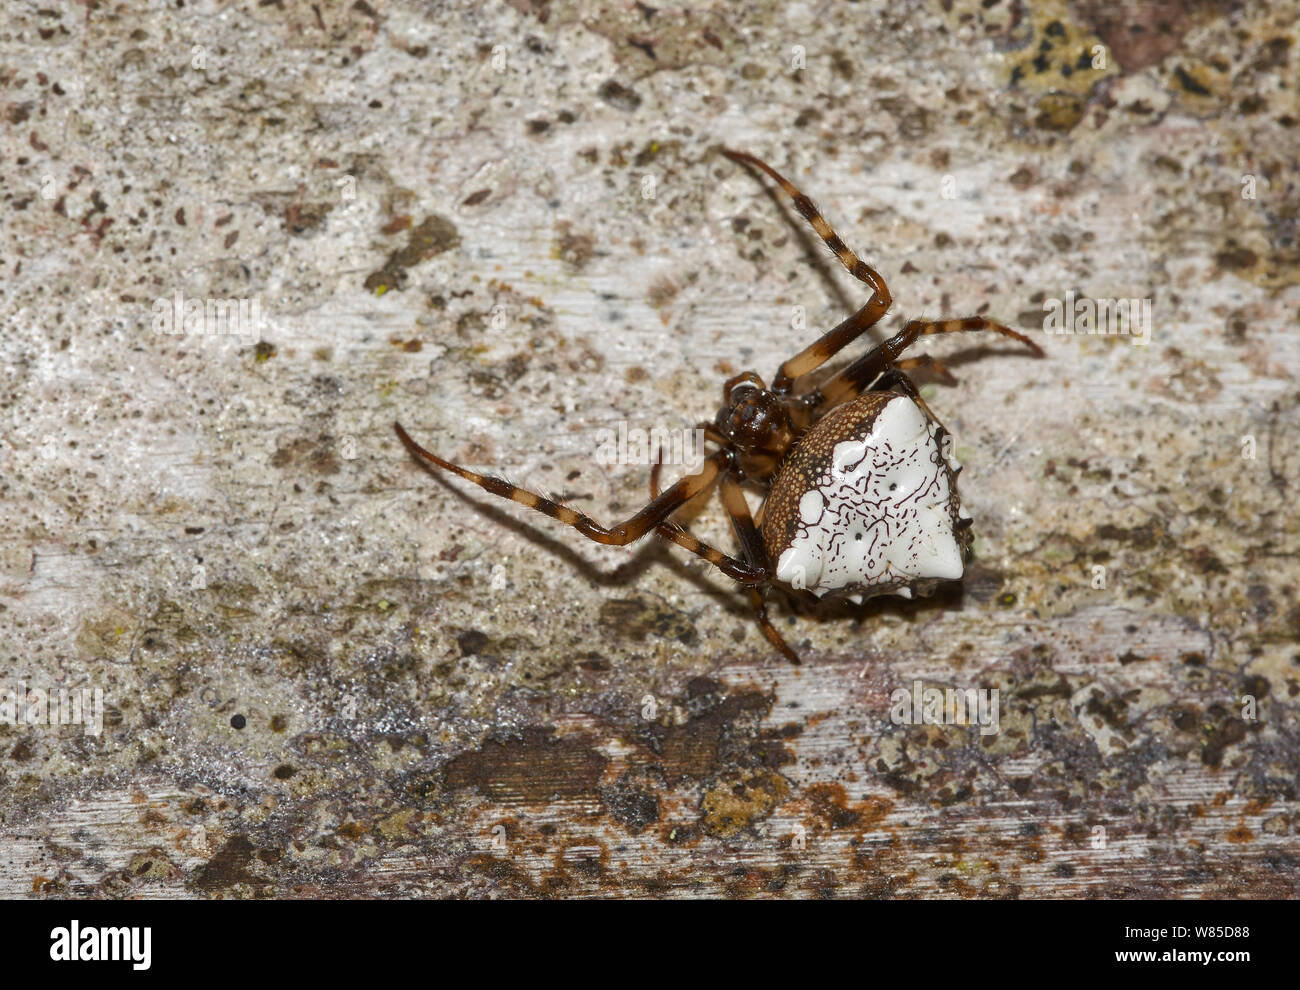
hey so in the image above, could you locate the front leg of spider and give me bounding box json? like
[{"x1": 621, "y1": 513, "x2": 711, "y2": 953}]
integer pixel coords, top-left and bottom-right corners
[{"x1": 393, "y1": 422, "x2": 767, "y2": 585}]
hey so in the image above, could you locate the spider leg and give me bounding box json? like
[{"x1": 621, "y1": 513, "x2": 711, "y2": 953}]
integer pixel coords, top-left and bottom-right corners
[
  {"x1": 908, "y1": 315, "x2": 1042, "y2": 353},
  {"x1": 722, "y1": 148, "x2": 893, "y2": 392},
  {"x1": 748, "y1": 588, "x2": 800, "y2": 664},
  {"x1": 653, "y1": 447, "x2": 796, "y2": 659},
  {"x1": 641, "y1": 427, "x2": 771, "y2": 584},
  {"x1": 719, "y1": 472, "x2": 767, "y2": 566},
  {"x1": 718, "y1": 472, "x2": 800, "y2": 664},
  {"x1": 722, "y1": 149, "x2": 890, "y2": 300},
  {"x1": 776, "y1": 298, "x2": 891, "y2": 395},
  {"x1": 813, "y1": 316, "x2": 1043, "y2": 411},
  {"x1": 652, "y1": 520, "x2": 765, "y2": 586},
  {"x1": 396, "y1": 422, "x2": 766, "y2": 584}
]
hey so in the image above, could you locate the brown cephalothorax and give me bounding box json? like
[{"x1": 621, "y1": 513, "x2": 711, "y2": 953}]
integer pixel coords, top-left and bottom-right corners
[{"x1": 396, "y1": 148, "x2": 1043, "y2": 662}]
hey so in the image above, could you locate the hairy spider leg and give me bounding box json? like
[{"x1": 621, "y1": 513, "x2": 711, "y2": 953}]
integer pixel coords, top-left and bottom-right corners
[
  {"x1": 395, "y1": 422, "x2": 766, "y2": 585},
  {"x1": 721, "y1": 148, "x2": 893, "y2": 393}
]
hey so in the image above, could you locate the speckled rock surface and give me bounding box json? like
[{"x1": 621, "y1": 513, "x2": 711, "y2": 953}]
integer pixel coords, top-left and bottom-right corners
[{"x1": 1, "y1": 0, "x2": 1297, "y2": 898}]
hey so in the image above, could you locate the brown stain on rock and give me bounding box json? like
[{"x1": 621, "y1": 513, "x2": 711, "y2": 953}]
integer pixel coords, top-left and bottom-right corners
[
  {"x1": 364, "y1": 214, "x2": 461, "y2": 293},
  {"x1": 1200, "y1": 706, "x2": 1248, "y2": 768},
  {"x1": 805, "y1": 783, "x2": 894, "y2": 832},
  {"x1": 253, "y1": 188, "x2": 336, "y2": 236},
  {"x1": 1075, "y1": 0, "x2": 1195, "y2": 72},
  {"x1": 580, "y1": 5, "x2": 738, "y2": 77},
  {"x1": 636, "y1": 677, "x2": 772, "y2": 780},
  {"x1": 463, "y1": 853, "x2": 543, "y2": 896},
  {"x1": 552, "y1": 221, "x2": 596, "y2": 272},
  {"x1": 270, "y1": 436, "x2": 341, "y2": 475},
  {"x1": 443, "y1": 727, "x2": 608, "y2": 803},
  {"x1": 193, "y1": 835, "x2": 258, "y2": 892},
  {"x1": 598, "y1": 594, "x2": 697, "y2": 647}
]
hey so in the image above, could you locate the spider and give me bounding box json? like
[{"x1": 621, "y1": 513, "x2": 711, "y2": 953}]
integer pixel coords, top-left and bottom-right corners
[{"x1": 395, "y1": 148, "x2": 1044, "y2": 664}]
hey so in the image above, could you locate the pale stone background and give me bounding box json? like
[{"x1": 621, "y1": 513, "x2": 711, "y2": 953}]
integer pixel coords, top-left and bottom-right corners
[{"x1": 1, "y1": 0, "x2": 1297, "y2": 897}]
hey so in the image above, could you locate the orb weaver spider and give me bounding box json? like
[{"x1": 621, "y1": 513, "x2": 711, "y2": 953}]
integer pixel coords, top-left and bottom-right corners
[{"x1": 395, "y1": 148, "x2": 1043, "y2": 663}]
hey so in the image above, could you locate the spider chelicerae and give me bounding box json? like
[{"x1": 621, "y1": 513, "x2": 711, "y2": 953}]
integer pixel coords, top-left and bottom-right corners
[{"x1": 395, "y1": 148, "x2": 1044, "y2": 663}]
